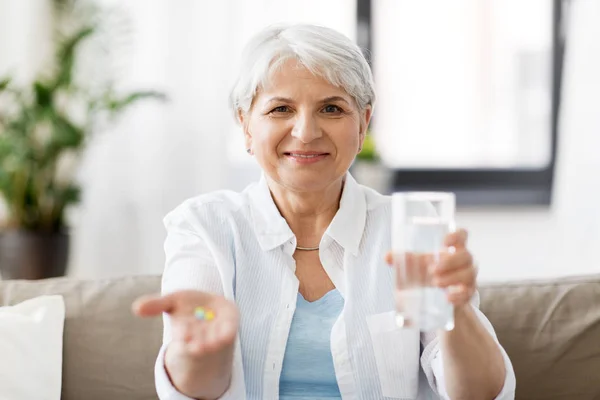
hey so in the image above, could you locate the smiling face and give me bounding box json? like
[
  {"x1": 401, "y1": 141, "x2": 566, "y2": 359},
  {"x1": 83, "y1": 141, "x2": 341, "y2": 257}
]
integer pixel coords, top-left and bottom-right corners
[{"x1": 240, "y1": 59, "x2": 372, "y2": 193}]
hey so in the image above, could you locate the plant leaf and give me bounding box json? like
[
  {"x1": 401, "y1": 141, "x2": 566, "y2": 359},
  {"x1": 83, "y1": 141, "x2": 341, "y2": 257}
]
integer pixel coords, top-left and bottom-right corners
[
  {"x1": 46, "y1": 114, "x2": 84, "y2": 158},
  {"x1": 53, "y1": 25, "x2": 96, "y2": 89},
  {"x1": 0, "y1": 167, "x2": 13, "y2": 202},
  {"x1": 0, "y1": 77, "x2": 10, "y2": 92},
  {"x1": 356, "y1": 133, "x2": 378, "y2": 161},
  {"x1": 54, "y1": 184, "x2": 80, "y2": 210},
  {"x1": 0, "y1": 135, "x2": 14, "y2": 160},
  {"x1": 34, "y1": 81, "x2": 53, "y2": 108},
  {"x1": 106, "y1": 90, "x2": 167, "y2": 112}
]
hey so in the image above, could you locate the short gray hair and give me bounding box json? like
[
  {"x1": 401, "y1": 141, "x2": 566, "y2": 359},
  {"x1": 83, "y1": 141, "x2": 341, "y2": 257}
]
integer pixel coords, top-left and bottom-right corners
[{"x1": 229, "y1": 24, "x2": 375, "y2": 121}]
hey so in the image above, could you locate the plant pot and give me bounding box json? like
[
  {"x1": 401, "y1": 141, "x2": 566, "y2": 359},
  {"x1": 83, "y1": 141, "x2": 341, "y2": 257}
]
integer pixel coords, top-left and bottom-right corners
[
  {"x1": 351, "y1": 160, "x2": 393, "y2": 194},
  {"x1": 0, "y1": 230, "x2": 69, "y2": 280}
]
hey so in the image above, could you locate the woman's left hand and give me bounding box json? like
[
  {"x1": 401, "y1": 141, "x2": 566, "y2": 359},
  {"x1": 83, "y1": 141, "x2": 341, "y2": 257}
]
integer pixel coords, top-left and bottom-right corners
[
  {"x1": 385, "y1": 228, "x2": 478, "y2": 308},
  {"x1": 433, "y1": 228, "x2": 478, "y2": 308}
]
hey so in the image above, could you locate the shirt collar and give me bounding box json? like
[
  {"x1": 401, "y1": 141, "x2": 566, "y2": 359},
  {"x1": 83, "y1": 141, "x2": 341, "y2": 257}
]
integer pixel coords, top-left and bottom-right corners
[
  {"x1": 323, "y1": 173, "x2": 366, "y2": 256},
  {"x1": 248, "y1": 173, "x2": 367, "y2": 256},
  {"x1": 248, "y1": 174, "x2": 295, "y2": 252}
]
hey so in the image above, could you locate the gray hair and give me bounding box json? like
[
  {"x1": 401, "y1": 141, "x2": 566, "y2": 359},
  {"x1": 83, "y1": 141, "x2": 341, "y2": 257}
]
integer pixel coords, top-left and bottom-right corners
[{"x1": 229, "y1": 24, "x2": 375, "y2": 121}]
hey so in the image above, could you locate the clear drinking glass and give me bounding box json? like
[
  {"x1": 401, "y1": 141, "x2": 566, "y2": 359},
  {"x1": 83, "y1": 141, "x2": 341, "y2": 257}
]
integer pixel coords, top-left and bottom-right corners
[{"x1": 392, "y1": 192, "x2": 456, "y2": 332}]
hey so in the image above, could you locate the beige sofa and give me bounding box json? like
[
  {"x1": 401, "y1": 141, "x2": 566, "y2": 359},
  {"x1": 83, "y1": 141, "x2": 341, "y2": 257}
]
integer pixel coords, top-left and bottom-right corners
[{"x1": 1, "y1": 274, "x2": 599, "y2": 400}]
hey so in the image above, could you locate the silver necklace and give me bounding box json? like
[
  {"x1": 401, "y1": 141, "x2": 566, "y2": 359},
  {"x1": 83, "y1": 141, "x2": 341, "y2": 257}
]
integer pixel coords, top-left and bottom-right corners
[{"x1": 296, "y1": 245, "x2": 320, "y2": 251}]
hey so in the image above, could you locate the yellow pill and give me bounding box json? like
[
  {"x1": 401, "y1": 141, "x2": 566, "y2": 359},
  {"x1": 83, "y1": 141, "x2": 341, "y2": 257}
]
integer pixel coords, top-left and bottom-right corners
[{"x1": 205, "y1": 311, "x2": 215, "y2": 321}]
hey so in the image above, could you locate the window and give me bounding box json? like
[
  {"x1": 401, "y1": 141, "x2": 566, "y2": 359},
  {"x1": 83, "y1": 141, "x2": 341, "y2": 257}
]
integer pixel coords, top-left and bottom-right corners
[{"x1": 359, "y1": 0, "x2": 567, "y2": 205}]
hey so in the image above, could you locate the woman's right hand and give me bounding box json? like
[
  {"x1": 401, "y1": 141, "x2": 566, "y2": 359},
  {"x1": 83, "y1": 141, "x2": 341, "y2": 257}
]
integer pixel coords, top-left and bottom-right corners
[
  {"x1": 133, "y1": 290, "x2": 238, "y2": 399},
  {"x1": 133, "y1": 290, "x2": 239, "y2": 358}
]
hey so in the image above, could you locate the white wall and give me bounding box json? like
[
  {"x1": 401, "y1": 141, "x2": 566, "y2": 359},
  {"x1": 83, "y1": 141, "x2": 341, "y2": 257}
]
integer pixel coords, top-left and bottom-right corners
[
  {"x1": 0, "y1": 0, "x2": 53, "y2": 83},
  {"x1": 459, "y1": 0, "x2": 600, "y2": 282}
]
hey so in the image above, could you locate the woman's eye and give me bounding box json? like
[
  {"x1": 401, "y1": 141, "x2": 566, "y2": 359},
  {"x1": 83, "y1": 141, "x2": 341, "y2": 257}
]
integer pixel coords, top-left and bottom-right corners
[
  {"x1": 270, "y1": 106, "x2": 290, "y2": 113},
  {"x1": 323, "y1": 104, "x2": 342, "y2": 113}
]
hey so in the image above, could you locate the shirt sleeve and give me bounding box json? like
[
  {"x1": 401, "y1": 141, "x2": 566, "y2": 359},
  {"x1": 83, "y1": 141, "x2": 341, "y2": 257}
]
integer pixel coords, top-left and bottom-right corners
[
  {"x1": 155, "y1": 344, "x2": 195, "y2": 400},
  {"x1": 154, "y1": 206, "x2": 237, "y2": 400},
  {"x1": 420, "y1": 291, "x2": 516, "y2": 399}
]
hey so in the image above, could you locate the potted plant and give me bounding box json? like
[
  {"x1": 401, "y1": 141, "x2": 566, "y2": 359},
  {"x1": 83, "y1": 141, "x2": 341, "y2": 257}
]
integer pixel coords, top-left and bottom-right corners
[
  {"x1": 352, "y1": 132, "x2": 392, "y2": 194},
  {"x1": 0, "y1": 20, "x2": 164, "y2": 279}
]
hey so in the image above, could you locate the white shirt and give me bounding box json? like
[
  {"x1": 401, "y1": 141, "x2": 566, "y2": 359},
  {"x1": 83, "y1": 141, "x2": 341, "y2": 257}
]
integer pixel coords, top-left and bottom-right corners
[{"x1": 155, "y1": 173, "x2": 516, "y2": 400}]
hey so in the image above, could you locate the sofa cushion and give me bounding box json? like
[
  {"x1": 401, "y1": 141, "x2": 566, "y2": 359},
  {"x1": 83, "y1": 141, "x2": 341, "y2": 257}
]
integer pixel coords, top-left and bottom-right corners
[
  {"x1": 0, "y1": 295, "x2": 65, "y2": 400},
  {"x1": 0, "y1": 275, "x2": 162, "y2": 400},
  {"x1": 479, "y1": 274, "x2": 600, "y2": 400}
]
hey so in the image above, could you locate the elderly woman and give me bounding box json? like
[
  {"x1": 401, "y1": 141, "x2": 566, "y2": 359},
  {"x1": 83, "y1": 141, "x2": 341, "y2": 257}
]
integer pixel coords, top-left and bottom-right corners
[{"x1": 134, "y1": 24, "x2": 516, "y2": 400}]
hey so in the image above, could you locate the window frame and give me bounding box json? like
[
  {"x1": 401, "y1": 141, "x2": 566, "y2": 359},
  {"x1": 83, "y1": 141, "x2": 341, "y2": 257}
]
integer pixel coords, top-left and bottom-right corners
[{"x1": 357, "y1": 0, "x2": 567, "y2": 206}]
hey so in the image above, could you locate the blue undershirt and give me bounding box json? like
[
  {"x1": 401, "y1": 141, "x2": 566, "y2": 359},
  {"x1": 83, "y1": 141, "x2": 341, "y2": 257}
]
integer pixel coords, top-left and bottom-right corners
[{"x1": 279, "y1": 289, "x2": 344, "y2": 399}]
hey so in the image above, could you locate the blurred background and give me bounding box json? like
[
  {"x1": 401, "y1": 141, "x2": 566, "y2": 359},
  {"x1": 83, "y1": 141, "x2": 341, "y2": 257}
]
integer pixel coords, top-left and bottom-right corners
[{"x1": 0, "y1": 0, "x2": 598, "y2": 282}]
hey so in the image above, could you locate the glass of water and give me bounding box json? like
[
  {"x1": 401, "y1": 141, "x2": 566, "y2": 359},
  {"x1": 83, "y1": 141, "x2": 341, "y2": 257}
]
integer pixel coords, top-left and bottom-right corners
[{"x1": 392, "y1": 192, "x2": 456, "y2": 332}]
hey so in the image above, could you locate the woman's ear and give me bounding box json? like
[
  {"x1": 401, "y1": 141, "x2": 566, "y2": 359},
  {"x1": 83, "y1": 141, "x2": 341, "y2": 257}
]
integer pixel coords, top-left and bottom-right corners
[
  {"x1": 237, "y1": 108, "x2": 245, "y2": 125},
  {"x1": 238, "y1": 109, "x2": 252, "y2": 150}
]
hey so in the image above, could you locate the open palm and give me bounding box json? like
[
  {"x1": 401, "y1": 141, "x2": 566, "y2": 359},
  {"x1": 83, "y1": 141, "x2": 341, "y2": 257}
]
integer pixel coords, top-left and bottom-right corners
[{"x1": 133, "y1": 290, "x2": 239, "y2": 358}]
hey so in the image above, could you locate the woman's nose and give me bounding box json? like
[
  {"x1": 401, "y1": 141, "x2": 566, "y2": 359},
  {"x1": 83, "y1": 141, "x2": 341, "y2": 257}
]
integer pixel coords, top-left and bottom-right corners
[{"x1": 291, "y1": 112, "x2": 322, "y2": 143}]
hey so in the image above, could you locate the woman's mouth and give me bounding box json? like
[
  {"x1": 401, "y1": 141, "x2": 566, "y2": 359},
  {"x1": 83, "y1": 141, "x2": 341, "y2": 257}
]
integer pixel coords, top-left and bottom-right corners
[{"x1": 284, "y1": 152, "x2": 329, "y2": 164}]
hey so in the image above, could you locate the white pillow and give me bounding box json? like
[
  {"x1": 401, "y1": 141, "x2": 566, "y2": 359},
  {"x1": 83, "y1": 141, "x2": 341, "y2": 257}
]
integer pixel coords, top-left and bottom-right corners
[{"x1": 0, "y1": 295, "x2": 65, "y2": 400}]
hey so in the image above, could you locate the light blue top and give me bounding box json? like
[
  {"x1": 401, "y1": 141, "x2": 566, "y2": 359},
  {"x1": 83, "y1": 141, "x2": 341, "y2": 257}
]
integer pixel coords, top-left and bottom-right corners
[{"x1": 279, "y1": 289, "x2": 344, "y2": 399}]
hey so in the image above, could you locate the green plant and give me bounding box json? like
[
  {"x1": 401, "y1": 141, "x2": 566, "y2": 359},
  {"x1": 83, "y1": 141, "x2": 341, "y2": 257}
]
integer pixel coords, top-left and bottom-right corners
[
  {"x1": 356, "y1": 132, "x2": 379, "y2": 162},
  {"x1": 0, "y1": 20, "x2": 164, "y2": 232}
]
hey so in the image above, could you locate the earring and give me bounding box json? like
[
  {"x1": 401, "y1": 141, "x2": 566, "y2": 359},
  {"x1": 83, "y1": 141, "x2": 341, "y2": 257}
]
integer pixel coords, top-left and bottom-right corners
[{"x1": 246, "y1": 148, "x2": 252, "y2": 155}]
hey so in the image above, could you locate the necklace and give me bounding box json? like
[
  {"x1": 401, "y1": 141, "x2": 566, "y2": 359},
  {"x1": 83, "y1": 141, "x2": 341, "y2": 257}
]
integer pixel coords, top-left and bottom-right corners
[{"x1": 296, "y1": 245, "x2": 320, "y2": 251}]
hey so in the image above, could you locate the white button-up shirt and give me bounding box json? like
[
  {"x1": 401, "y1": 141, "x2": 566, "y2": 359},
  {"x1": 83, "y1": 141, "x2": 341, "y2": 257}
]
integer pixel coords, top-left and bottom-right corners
[{"x1": 155, "y1": 173, "x2": 516, "y2": 400}]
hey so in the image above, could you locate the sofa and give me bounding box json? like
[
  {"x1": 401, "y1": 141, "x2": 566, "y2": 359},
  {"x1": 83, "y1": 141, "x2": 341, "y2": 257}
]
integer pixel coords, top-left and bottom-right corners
[{"x1": 1, "y1": 274, "x2": 599, "y2": 400}]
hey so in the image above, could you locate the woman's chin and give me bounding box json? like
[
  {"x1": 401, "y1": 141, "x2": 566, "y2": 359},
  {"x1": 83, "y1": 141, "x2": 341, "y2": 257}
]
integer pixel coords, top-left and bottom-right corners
[{"x1": 278, "y1": 171, "x2": 342, "y2": 192}]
